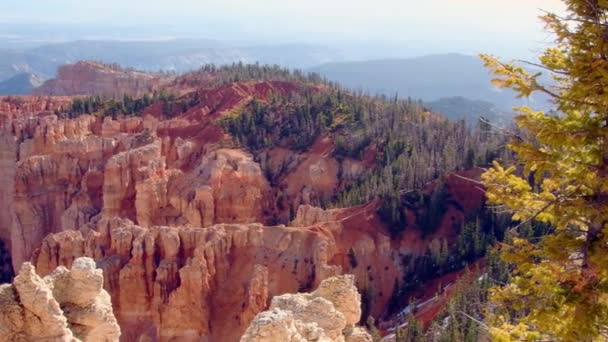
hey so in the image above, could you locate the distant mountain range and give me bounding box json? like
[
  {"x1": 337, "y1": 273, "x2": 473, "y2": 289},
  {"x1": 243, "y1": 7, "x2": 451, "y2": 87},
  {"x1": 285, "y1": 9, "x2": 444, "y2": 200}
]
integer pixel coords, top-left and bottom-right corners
[
  {"x1": 0, "y1": 42, "x2": 550, "y2": 123},
  {"x1": 310, "y1": 53, "x2": 551, "y2": 112},
  {"x1": 0, "y1": 39, "x2": 343, "y2": 84},
  {"x1": 0, "y1": 72, "x2": 44, "y2": 95}
]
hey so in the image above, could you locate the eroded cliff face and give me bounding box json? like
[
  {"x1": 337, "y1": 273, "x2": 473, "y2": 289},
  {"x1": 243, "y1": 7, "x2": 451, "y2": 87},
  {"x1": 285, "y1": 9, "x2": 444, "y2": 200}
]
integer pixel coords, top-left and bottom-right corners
[
  {"x1": 34, "y1": 217, "x2": 340, "y2": 341},
  {"x1": 2, "y1": 108, "x2": 273, "y2": 271},
  {"x1": 241, "y1": 275, "x2": 372, "y2": 342},
  {"x1": 1, "y1": 80, "x2": 354, "y2": 272},
  {"x1": 34, "y1": 61, "x2": 169, "y2": 98},
  {"x1": 0, "y1": 257, "x2": 120, "y2": 341}
]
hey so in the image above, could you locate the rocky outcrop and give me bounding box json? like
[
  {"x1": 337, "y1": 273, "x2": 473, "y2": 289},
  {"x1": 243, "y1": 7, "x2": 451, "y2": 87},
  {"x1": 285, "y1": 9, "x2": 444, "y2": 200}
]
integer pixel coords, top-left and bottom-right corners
[
  {"x1": 4, "y1": 107, "x2": 272, "y2": 271},
  {"x1": 34, "y1": 61, "x2": 169, "y2": 98},
  {"x1": 0, "y1": 96, "x2": 71, "y2": 118},
  {"x1": 103, "y1": 142, "x2": 270, "y2": 228},
  {"x1": 0, "y1": 257, "x2": 120, "y2": 341},
  {"x1": 241, "y1": 275, "x2": 372, "y2": 342},
  {"x1": 0, "y1": 134, "x2": 16, "y2": 251},
  {"x1": 2, "y1": 81, "x2": 311, "y2": 271},
  {"x1": 291, "y1": 205, "x2": 341, "y2": 227},
  {"x1": 165, "y1": 148, "x2": 271, "y2": 226},
  {"x1": 10, "y1": 114, "x2": 116, "y2": 270}
]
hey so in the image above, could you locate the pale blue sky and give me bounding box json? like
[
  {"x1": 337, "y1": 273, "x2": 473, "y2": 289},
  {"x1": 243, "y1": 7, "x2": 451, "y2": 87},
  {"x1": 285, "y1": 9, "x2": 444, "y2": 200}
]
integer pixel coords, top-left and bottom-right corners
[{"x1": 1, "y1": 0, "x2": 565, "y2": 58}]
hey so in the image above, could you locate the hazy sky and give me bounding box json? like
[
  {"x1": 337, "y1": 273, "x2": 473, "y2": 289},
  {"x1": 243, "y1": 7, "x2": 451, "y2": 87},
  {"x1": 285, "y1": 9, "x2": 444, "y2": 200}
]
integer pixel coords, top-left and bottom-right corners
[{"x1": 2, "y1": 0, "x2": 565, "y2": 58}]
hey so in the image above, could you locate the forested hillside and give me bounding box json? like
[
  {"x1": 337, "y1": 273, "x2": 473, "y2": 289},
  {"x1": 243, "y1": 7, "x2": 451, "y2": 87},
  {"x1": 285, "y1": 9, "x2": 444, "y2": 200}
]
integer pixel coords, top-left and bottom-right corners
[{"x1": 386, "y1": 1, "x2": 608, "y2": 341}]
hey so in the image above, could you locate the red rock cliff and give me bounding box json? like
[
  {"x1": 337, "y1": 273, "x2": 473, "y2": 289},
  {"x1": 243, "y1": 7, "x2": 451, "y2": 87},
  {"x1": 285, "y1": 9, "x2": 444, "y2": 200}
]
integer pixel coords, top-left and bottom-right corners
[{"x1": 34, "y1": 61, "x2": 170, "y2": 98}]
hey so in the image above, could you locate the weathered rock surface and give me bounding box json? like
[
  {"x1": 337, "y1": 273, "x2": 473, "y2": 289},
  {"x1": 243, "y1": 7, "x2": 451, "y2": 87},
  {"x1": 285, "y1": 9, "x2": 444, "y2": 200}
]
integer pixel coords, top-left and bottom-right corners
[
  {"x1": 34, "y1": 217, "x2": 344, "y2": 341},
  {"x1": 0, "y1": 96, "x2": 71, "y2": 123},
  {"x1": 241, "y1": 275, "x2": 372, "y2": 342},
  {"x1": 2, "y1": 112, "x2": 272, "y2": 271},
  {"x1": 0, "y1": 257, "x2": 120, "y2": 341},
  {"x1": 34, "y1": 61, "x2": 169, "y2": 98}
]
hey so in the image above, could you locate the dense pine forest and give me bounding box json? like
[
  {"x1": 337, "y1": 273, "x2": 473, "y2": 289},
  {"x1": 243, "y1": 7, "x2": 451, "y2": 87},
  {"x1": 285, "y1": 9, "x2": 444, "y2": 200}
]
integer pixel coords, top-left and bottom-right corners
[{"x1": 219, "y1": 80, "x2": 509, "y2": 222}]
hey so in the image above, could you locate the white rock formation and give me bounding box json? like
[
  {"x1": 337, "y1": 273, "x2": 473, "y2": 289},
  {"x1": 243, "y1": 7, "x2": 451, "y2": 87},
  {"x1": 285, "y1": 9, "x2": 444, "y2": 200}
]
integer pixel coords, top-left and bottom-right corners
[
  {"x1": 241, "y1": 275, "x2": 373, "y2": 342},
  {"x1": 0, "y1": 257, "x2": 120, "y2": 342}
]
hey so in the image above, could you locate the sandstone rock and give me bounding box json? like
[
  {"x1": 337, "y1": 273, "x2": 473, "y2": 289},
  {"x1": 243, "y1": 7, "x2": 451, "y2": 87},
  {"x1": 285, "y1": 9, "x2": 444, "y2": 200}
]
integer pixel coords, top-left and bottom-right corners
[
  {"x1": 239, "y1": 309, "x2": 335, "y2": 342},
  {"x1": 103, "y1": 138, "x2": 165, "y2": 221},
  {"x1": 31, "y1": 195, "x2": 411, "y2": 342},
  {"x1": 13, "y1": 262, "x2": 73, "y2": 341},
  {"x1": 0, "y1": 257, "x2": 120, "y2": 342},
  {"x1": 291, "y1": 205, "x2": 339, "y2": 227},
  {"x1": 241, "y1": 275, "x2": 372, "y2": 342},
  {"x1": 34, "y1": 218, "x2": 341, "y2": 341},
  {"x1": 345, "y1": 328, "x2": 374, "y2": 342},
  {"x1": 1, "y1": 83, "x2": 336, "y2": 275},
  {"x1": 0, "y1": 134, "x2": 16, "y2": 250},
  {"x1": 0, "y1": 96, "x2": 71, "y2": 126},
  {"x1": 34, "y1": 61, "x2": 169, "y2": 98},
  {"x1": 272, "y1": 295, "x2": 346, "y2": 340},
  {"x1": 167, "y1": 149, "x2": 271, "y2": 226},
  {"x1": 8, "y1": 113, "x2": 115, "y2": 270},
  {"x1": 311, "y1": 275, "x2": 362, "y2": 327}
]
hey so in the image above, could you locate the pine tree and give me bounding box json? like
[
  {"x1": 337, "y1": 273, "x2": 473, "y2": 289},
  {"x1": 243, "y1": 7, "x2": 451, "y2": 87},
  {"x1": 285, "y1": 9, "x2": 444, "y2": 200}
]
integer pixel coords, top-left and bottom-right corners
[
  {"x1": 397, "y1": 316, "x2": 424, "y2": 342},
  {"x1": 481, "y1": 1, "x2": 608, "y2": 340}
]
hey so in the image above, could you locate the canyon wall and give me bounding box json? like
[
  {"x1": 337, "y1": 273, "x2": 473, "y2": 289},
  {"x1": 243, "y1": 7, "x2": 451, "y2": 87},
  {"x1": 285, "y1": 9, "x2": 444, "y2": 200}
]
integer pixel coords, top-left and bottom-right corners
[{"x1": 34, "y1": 61, "x2": 169, "y2": 98}]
